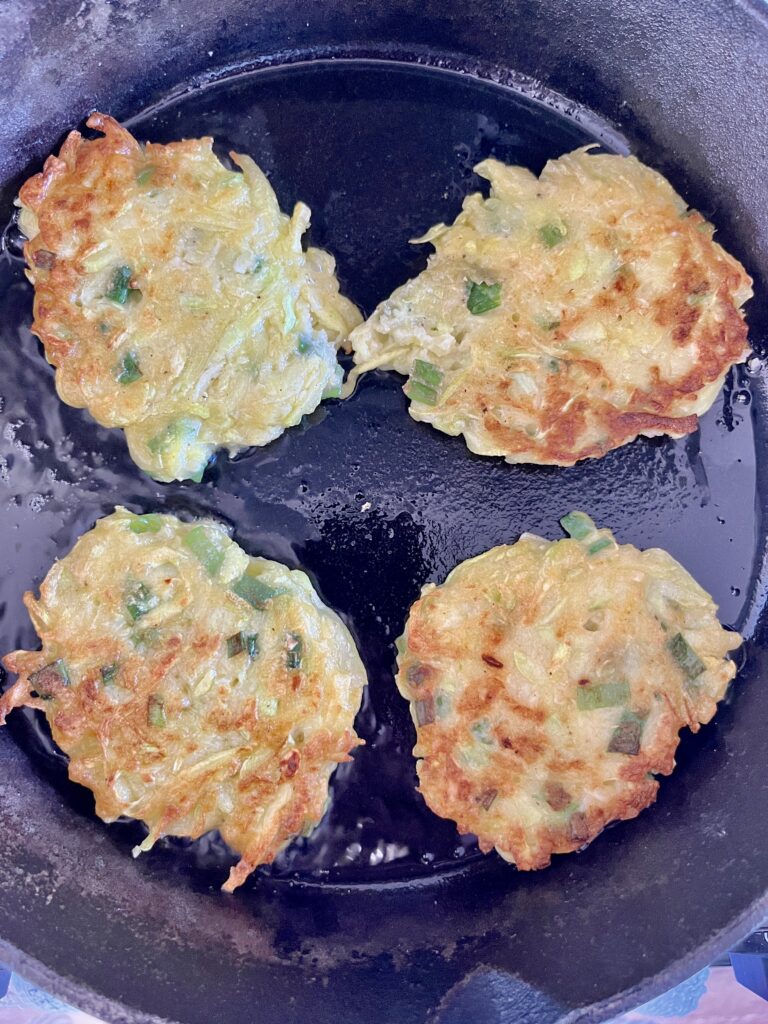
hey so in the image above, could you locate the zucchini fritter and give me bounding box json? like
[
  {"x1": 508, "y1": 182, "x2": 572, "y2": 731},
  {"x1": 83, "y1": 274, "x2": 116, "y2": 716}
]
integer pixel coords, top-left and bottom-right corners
[
  {"x1": 17, "y1": 113, "x2": 361, "y2": 481},
  {"x1": 396, "y1": 514, "x2": 740, "y2": 869},
  {"x1": 1, "y1": 509, "x2": 366, "y2": 891},
  {"x1": 349, "y1": 148, "x2": 752, "y2": 464}
]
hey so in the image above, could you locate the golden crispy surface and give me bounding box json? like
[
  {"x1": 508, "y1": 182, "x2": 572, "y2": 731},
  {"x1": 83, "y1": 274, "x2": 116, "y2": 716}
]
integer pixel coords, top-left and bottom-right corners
[
  {"x1": 18, "y1": 113, "x2": 361, "y2": 481},
  {"x1": 349, "y1": 149, "x2": 752, "y2": 465},
  {"x1": 396, "y1": 514, "x2": 740, "y2": 869},
  {"x1": 1, "y1": 509, "x2": 366, "y2": 891}
]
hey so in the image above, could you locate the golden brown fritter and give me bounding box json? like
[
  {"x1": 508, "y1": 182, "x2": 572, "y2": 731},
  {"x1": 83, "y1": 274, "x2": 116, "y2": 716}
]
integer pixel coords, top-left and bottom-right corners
[
  {"x1": 348, "y1": 148, "x2": 752, "y2": 465},
  {"x1": 396, "y1": 513, "x2": 740, "y2": 869},
  {"x1": 18, "y1": 113, "x2": 361, "y2": 481},
  {"x1": 1, "y1": 509, "x2": 366, "y2": 891}
]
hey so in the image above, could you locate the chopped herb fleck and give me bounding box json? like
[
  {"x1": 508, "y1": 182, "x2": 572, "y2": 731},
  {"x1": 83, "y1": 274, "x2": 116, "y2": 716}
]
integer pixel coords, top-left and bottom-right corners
[
  {"x1": 560, "y1": 511, "x2": 595, "y2": 540},
  {"x1": 231, "y1": 574, "x2": 285, "y2": 609},
  {"x1": 296, "y1": 335, "x2": 315, "y2": 355},
  {"x1": 607, "y1": 711, "x2": 646, "y2": 755},
  {"x1": 668, "y1": 633, "x2": 705, "y2": 680},
  {"x1": 129, "y1": 513, "x2": 163, "y2": 534},
  {"x1": 116, "y1": 351, "x2": 142, "y2": 385},
  {"x1": 29, "y1": 659, "x2": 70, "y2": 698},
  {"x1": 147, "y1": 693, "x2": 166, "y2": 728},
  {"x1": 539, "y1": 222, "x2": 567, "y2": 248},
  {"x1": 576, "y1": 680, "x2": 629, "y2": 711},
  {"x1": 467, "y1": 280, "x2": 501, "y2": 315}
]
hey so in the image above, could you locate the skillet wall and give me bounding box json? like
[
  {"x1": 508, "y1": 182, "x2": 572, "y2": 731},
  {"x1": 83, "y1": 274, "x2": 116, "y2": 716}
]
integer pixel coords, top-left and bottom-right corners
[{"x1": 1, "y1": 3, "x2": 768, "y2": 1024}]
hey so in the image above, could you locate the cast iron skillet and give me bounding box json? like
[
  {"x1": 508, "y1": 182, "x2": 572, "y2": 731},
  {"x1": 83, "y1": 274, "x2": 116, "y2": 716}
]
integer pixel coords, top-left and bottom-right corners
[{"x1": 0, "y1": 2, "x2": 767, "y2": 1023}]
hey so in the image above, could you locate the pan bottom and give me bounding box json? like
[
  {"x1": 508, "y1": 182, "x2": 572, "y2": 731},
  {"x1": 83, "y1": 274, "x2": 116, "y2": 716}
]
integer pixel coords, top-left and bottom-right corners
[{"x1": 0, "y1": 57, "x2": 760, "y2": 893}]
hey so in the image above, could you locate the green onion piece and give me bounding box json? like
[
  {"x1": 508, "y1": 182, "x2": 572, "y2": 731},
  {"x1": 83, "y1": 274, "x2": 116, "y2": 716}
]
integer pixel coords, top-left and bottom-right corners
[
  {"x1": 29, "y1": 659, "x2": 70, "y2": 698},
  {"x1": 471, "y1": 718, "x2": 494, "y2": 745},
  {"x1": 99, "y1": 321, "x2": 111, "y2": 334},
  {"x1": 668, "y1": 633, "x2": 706, "y2": 680},
  {"x1": 231, "y1": 574, "x2": 285, "y2": 609},
  {"x1": 296, "y1": 335, "x2": 315, "y2": 355},
  {"x1": 183, "y1": 525, "x2": 227, "y2": 576},
  {"x1": 322, "y1": 381, "x2": 342, "y2": 399},
  {"x1": 116, "y1": 352, "x2": 142, "y2": 385},
  {"x1": 413, "y1": 359, "x2": 443, "y2": 388},
  {"x1": 560, "y1": 511, "x2": 596, "y2": 540},
  {"x1": 286, "y1": 632, "x2": 303, "y2": 670},
  {"x1": 136, "y1": 165, "x2": 156, "y2": 186},
  {"x1": 106, "y1": 265, "x2": 139, "y2": 305},
  {"x1": 576, "y1": 680, "x2": 630, "y2": 711},
  {"x1": 407, "y1": 663, "x2": 430, "y2": 686},
  {"x1": 129, "y1": 514, "x2": 163, "y2": 534},
  {"x1": 404, "y1": 380, "x2": 439, "y2": 406},
  {"x1": 101, "y1": 664, "x2": 118, "y2": 686},
  {"x1": 476, "y1": 787, "x2": 498, "y2": 810},
  {"x1": 126, "y1": 582, "x2": 158, "y2": 622},
  {"x1": 607, "y1": 711, "x2": 646, "y2": 755},
  {"x1": 588, "y1": 537, "x2": 613, "y2": 556},
  {"x1": 435, "y1": 690, "x2": 451, "y2": 718},
  {"x1": 538, "y1": 223, "x2": 567, "y2": 248},
  {"x1": 414, "y1": 696, "x2": 435, "y2": 726},
  {"x1": 226, "y1": 632, "x2": 259, "y2": 658},
  {"x1": 147, "y1": 693, "x2": 166, "y2": 728},
  {"x1": 467, "y1": 281, "x2": 501, "y2": 315}
]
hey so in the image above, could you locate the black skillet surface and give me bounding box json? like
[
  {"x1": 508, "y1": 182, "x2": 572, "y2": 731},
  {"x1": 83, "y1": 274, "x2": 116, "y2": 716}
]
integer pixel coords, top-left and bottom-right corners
[{"x1": 1, "y1": 28, "x2": 768, "y2": 1024}]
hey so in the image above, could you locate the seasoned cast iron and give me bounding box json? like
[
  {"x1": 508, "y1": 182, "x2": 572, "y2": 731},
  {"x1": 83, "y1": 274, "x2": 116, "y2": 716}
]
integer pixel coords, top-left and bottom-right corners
[{"x1": 0, "y1": 2, "x2": 767, "y2": 1023}]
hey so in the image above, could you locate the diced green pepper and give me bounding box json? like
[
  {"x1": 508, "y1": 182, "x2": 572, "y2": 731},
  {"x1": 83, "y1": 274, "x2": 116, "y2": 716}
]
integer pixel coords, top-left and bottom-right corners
[
  {"x1": 668, "y1": 633, "x2": 705, "y2": 680},
  {"x1": 129, "y1": 513, "x2": 163, "y2": 534},
  {"x1": 560, "y1": 511, "x2": 595, "y2": 540},
  {"x1": 183, "y1": 525, "x2": 227, "y2": 576},
  {"x1": 607, "y1": 711, "x2": 646, "y2": 755},
  {"x1": 231, "y1": 574, "x2": 285, "y2": 609},
  {"x1": 147, "y1": 693, "x2": 166, "y2": 727},
  {"x1": 116, "y1": 351, "x2": 142, "y2": 385},
  {"x1": 576, "y1": 680, "x2": 629, "y2": 711},
  {"x1": 467, "y1": 280, "x2": 501, "y2": 315},
  {"x1": 29, "y1": 659, "x2": 70, "y2": 698}
]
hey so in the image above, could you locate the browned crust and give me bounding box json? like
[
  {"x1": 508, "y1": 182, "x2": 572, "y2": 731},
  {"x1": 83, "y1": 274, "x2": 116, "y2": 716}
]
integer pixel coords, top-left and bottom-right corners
[{"x1": 397, "y1": 536, "x2": 738, "y2": 870}]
